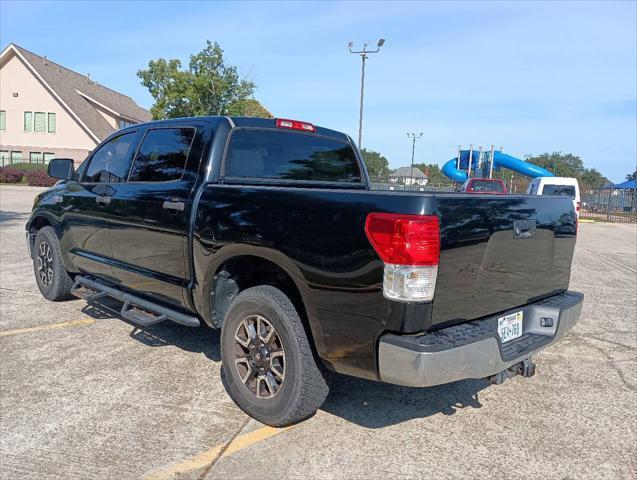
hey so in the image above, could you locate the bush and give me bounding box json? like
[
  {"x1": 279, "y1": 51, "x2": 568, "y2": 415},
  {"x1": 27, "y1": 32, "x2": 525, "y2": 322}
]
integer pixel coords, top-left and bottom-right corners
[
  {"x1": 25, "y1": 170, "x2": 57, "y2": 187},
  {"x1": 8, "y1": 162, "x2": 48, "y2": 173},
  {"x1": 0, "y1": 167, "x2": 24, "y2": 184}
]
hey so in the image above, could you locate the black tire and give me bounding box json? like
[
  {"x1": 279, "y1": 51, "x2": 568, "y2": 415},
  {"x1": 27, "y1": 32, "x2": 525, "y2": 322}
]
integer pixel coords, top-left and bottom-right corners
[
  {"x1": 220, "y1": 285, "x2": 329, "y2": 426},
  {"x1": 32, "y1": 226, "x2": 74, "y2": 301}
]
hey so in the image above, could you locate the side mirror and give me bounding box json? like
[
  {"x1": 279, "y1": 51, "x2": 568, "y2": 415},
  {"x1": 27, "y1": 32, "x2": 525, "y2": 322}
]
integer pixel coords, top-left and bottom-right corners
[{"x1": 47, "y1": 158, "x2": 75, "y2": 180}]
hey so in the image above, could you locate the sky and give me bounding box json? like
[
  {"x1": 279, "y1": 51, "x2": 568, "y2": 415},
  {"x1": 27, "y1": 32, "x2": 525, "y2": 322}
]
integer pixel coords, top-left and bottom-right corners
[{"x1": 1, "y1": 0, "x2": 635, "y2": 182}]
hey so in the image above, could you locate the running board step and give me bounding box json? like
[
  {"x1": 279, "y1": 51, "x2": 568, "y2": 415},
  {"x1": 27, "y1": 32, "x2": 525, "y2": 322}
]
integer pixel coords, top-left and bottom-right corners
[
  {"x1": 71, "y1": 284, "x2": 108, "y2": 302},
  {"x1": 72, "y1": 275, "x2": 200, "y2": 328}
]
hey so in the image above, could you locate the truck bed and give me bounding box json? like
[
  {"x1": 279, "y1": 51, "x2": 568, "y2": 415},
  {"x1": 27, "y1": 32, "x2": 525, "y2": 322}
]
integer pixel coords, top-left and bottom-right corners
[{"x1": 193, "y1": 185, "x2": 577, "y2": 378}]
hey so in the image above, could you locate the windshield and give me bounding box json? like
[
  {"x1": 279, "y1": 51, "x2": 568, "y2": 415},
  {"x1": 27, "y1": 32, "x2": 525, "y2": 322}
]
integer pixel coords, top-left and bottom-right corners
[
  {"x1": 468, "y1": 180, "x2": 504, "y2": 192},
  {"x1": 541, "y1": 185, "x2": 576, "y2": 199}
]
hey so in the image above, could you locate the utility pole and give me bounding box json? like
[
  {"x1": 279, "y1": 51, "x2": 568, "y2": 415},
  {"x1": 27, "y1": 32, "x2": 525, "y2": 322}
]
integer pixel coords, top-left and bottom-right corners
[
  {"x1": 348, "y1": 39, "x2": 385, "y2": 148},
  {"x1": 407, "y1": 132, "x2": 423, "y2": 187}
]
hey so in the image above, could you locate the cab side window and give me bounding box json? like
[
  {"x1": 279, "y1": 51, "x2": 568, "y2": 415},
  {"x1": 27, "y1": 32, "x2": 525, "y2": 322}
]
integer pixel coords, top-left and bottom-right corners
[
  {"x1": 128, "y1": 127, "x2": 196, "y2": 182},
  {"x1": 84, "y1": 132, "x2": 137, "y2": 183}
]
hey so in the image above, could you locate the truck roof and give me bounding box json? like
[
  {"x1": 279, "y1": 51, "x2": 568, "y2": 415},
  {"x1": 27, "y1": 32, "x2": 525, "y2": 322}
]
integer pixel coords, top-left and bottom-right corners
[{"x1": 128, "y1": 116, "x2": 352, "y2": 143}]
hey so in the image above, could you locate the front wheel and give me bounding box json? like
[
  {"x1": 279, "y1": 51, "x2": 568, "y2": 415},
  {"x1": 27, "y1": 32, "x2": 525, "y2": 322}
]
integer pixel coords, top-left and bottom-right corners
[
  {"x1": 220, "y1": 285, "x2": 329, "y2": 426},
  {"x1": 32, "y1": 226, "x2": 74, "y2": 301}
]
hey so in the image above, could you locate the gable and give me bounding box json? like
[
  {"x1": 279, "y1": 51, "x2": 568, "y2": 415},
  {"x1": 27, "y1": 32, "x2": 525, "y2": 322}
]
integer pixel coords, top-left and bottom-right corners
[{"x1": 0, "y1": 52, "x2": 97, "y2": 150}]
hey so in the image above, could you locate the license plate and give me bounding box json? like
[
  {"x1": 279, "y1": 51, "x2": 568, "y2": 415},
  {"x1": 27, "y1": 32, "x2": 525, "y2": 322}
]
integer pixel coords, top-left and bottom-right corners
[{"x1": 497, "y1": 311, "x2": 523, "y2": 343}]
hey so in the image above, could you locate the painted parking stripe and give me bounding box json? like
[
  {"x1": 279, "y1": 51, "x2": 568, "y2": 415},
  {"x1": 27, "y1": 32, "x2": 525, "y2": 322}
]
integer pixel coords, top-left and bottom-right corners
[
  {"x1": 0, "y1": 318, "x2": 95, "y2": 337},
  {"x1": 144, "y1": 425, "x2": 291, "y2": 480}
]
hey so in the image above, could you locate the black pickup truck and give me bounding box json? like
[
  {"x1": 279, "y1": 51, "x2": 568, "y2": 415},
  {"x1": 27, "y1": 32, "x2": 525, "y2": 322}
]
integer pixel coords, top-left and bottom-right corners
[{"x1": 27, "y1": 116, "x2": 583, "y2": 426}]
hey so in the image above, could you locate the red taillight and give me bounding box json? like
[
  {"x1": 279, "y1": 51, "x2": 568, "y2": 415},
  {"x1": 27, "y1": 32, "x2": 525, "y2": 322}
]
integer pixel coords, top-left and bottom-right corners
[
  {"x1": 365, "y1": 213, "x2": 440, "y2": 266},
  {"x1": 275, "y1": 118, "x2": 316, "y2": 133},
  {"x1": 576, "y1": 202, "x2": 580, "y2": 212}
]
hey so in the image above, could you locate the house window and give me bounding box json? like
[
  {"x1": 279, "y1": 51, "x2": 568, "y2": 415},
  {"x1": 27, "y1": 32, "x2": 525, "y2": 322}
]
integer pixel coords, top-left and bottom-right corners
[
  {"x1": 48, "y1": 113, "x2": 56, "y2": 133},
  {"x1": 30, "y1": 152, "x2": 43, "y2": 164},
  {"x1": 24, "y1": 111, "x2": 32, "y2": 132},
  {"x1": 0, "y1": 151, "x2": 9, "y2": 166},
  {"x1": 118, "y1": 119, "x2": 133, "y2": 129},
  {"x1": 10, "y1": 151, "x2": 22, "y2": 163},
  {"x1": 0, "y1": 110, "x2": 6, "y2": 131},
  {"x1": 23, "y1": 111, "x2": 57, "y2": 133},
  {"x1": 43, "y1": 153, "x2": 55, "y2": 164},
  {"x1": 34, "y1": 112, "x2": 46, "y2": 132}
]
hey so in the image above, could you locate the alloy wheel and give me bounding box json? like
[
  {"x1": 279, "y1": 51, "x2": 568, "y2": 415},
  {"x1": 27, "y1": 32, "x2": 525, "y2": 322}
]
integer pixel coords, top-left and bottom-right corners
[
  {"x1": 37, "y1": 241, "x2": 54, "y2": 287},
  {"x1": 233, "y1": 314, "x2": 286, "y2": 399}
]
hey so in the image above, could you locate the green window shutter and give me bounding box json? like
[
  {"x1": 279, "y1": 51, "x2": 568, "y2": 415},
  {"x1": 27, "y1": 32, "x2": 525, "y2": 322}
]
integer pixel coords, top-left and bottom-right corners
[
  {"x1": 48, "y1": 113, "x2": 56, "y2": 133},
  {"x1": 10, "y1": 151, "x2": 22, "y2": 163},
  {"x1": 0, "y1": 111, "x2": 6, "y2": 130},
  {"x1": 34, "y1": 112, "x2": 46, "y2": 132},
  {"x1": 30, "y1": 152, "x2": 43, "y2": 164},
  {"x1": 43, "y1": 153, "x2": 55, "y2": 164},
  {"x1": 24, "y1": 111, "x2": 32, "y2": 132}
]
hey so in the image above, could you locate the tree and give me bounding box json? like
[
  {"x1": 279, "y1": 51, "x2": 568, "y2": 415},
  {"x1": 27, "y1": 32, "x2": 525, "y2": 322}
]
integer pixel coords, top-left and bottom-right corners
[
  {"x1": 526, "y1": 152, "x2": 585, "y2": 178},
  {"x1": 580, "y1": 168, "x2": 606, "y2": 188},
  {"x1": 626, "y1": 170, "x2": 636, "y2": 181},
  {"x1": 360, "y1": 148, "x2": 390, "y2": 178},
  {"x1": 524, "y1": 151, "x2": 609, "y2": 189},
  {"x1": 138, "y1": 41, "x2": 271, "y2": 119},
  {"x1": 412, "y1": 163, "x2": 452, "y2": 185},
  {"x1": 229, "y1": 98, "x2": 272, "y2": 118}
]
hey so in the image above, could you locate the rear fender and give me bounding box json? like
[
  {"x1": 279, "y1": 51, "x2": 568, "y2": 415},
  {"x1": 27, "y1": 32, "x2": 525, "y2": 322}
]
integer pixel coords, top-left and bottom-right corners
[{"x1": 196, "y1": 244, "x2": 327, "y2": 360}]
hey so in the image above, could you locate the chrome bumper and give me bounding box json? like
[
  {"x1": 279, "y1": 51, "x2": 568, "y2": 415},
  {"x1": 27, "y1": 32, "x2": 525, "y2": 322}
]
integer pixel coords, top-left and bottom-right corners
[{"x1": 378, "y1": 291, "x2": 584, "y2": 387}]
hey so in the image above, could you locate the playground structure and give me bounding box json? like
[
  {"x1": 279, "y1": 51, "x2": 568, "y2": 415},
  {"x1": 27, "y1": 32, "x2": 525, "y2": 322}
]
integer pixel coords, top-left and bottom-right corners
[{"x1": 442, "y1": 145, "x2": 554, "y2": 183}]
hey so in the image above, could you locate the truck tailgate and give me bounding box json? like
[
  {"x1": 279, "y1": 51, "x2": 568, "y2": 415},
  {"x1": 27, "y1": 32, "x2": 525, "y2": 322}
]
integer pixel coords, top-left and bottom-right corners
[{"x1": 431, "y1": 194, "x2": 577, "y2": 327}]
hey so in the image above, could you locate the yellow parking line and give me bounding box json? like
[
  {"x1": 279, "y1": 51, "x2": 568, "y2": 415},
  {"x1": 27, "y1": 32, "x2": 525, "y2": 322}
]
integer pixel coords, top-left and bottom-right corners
[
  {"x1": 144, "y1": 425, "x2": 291, "y2": 480},
  {"x1": 0, "y1": 318, "x2": 95, "y2": 337}
]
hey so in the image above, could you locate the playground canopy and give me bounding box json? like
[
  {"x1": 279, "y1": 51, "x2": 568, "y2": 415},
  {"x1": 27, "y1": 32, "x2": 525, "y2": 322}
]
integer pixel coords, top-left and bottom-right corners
[{"x1": 609, "y1": 179, "x2": 637, "y2": 190}]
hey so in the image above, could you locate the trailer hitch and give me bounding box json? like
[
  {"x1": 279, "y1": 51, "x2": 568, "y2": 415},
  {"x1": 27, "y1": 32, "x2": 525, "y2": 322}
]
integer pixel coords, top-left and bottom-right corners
[{"x1": 488, "y1": 358, "x2": 536, "y2": 385}]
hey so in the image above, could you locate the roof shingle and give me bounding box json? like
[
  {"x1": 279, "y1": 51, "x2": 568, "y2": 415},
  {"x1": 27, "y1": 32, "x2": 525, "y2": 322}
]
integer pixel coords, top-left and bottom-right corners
[{"x1": 9, "y1": 44, "x2": 151, "y2": 141}]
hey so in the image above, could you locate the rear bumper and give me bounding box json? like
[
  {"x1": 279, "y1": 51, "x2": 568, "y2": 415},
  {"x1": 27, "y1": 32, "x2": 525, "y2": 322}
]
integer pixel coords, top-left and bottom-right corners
[{"x1": 378, "y1": 291, "x2": 583, "y2": 387}]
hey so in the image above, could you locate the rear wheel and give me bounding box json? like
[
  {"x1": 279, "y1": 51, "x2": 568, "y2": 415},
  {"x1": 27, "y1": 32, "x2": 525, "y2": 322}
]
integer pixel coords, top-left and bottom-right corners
[
  {"x1": 32, "y1": 227, "x2": 74, "y2": 301},
  {"x1": 220, "y1": 285, "x2": 329, "y2": 426}
]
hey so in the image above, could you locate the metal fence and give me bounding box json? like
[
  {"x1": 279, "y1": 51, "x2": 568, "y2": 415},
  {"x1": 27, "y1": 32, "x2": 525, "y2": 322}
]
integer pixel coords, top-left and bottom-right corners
[
  {"x1": 580, "y1": 188, "x2": 637, "y2": 223},
  {"x1": 369, "y1": 176, "x2": 455, "y2": 192}
]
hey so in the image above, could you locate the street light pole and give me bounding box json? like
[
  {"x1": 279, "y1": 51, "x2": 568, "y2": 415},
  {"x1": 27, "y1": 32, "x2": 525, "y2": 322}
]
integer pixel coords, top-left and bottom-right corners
[
  {"x1": 349, "y1": 39, "x2": 385, "y2": 149},
  {"x1": 407, "y1": 132, "x2": 423, "y2": 187}
]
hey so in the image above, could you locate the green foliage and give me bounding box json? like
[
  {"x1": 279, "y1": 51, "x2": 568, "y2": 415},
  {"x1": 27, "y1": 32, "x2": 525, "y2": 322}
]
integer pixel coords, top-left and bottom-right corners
[
  {"x1": 229, "y1": 98, "x2": 273, "y2": 118},
  {"x1": 361, "y1": 148, "x2": 390, "y2": 178},
  {"x1": 138, "y1": 41, "x2": 270, "y2": 119},
  {"x1": 579, "y1": 168, "x2": 606, "y2": 188},
  {"x1": 524, "y1": 152, "x2": 607, "y2": 188},
  {"x1": 412, "y1": 163, "x2": 452, "y2": 185},
  {"x1": 6, "y1": 162, "x2": 48, "y2": 172}
]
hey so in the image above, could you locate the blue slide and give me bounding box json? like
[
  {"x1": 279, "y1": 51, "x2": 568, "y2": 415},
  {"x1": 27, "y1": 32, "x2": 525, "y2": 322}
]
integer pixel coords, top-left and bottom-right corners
[{"x1": 442, "y1": 150, "x2": 554, "y2": 182}]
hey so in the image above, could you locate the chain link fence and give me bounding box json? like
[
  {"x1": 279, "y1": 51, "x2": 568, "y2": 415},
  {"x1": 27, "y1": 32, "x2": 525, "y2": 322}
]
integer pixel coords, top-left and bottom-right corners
[{"x1": 580, "y1": 188, "x2": 636, "y2": 223}]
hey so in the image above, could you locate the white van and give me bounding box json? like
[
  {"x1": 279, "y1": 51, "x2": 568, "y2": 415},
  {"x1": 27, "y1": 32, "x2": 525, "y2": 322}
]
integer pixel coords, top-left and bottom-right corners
[{"x1": 526, "y1": 177, "x2": 581, "y2": 217}]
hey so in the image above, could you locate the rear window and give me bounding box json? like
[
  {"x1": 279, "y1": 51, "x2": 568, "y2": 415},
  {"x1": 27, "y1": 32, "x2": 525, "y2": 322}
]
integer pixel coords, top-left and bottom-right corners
[
  {"x1": 225, "y1": 129, "x2": 361, "y2": 183},
  {"x1": 541, "y1": 185, "x2": 576, "y2": 199},
  {"x1": 468, "y1": 180, "x2": 504, "y2": 192}
]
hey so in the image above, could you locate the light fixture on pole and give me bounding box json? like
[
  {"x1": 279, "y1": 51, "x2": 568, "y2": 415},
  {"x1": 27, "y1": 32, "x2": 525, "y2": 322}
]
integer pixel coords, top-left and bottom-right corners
[
  {"x1": 407, "y1": 132, "x2": 423, "y2": 187},
  {"x1": 348, "y1": 38, "x2": 385, "y2": 148}
]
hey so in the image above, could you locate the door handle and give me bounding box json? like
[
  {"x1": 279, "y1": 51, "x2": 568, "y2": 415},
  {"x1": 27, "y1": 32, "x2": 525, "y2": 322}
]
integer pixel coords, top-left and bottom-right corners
[
  {"x1": 96, "y1": 196, "x2": 111, "y2": 206},
  {"x1": 162, "y1": 199, "x2": 185, "y2": 212}
]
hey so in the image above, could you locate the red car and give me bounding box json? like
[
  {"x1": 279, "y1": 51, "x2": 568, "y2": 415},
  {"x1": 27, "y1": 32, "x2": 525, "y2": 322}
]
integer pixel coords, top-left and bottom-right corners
[{"x1": 460, "y1": 178, "x2": 507, "y2": 194}]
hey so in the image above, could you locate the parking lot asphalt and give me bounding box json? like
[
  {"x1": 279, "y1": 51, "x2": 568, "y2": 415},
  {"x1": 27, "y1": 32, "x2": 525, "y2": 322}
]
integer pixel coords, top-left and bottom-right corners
[{"x1": 1, "y1": 184, "x2": 635, "y2": 480}]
